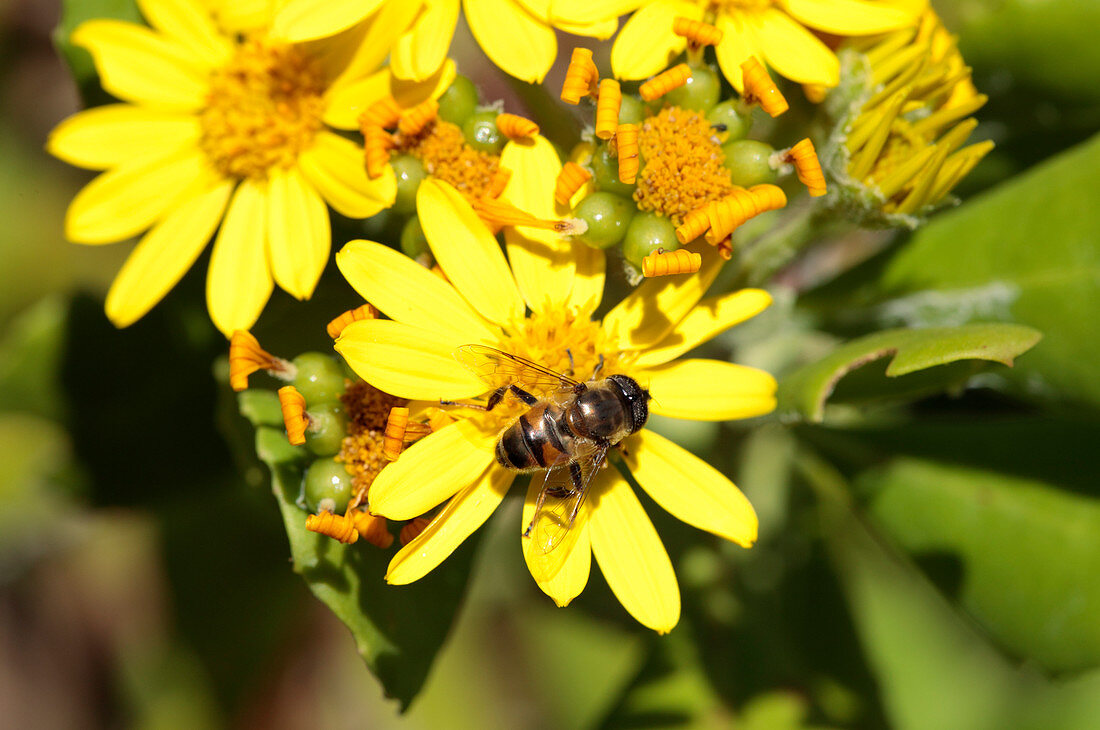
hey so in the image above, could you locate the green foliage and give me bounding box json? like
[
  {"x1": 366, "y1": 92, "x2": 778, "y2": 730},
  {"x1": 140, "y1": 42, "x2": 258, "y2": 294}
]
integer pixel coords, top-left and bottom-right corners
[
  {"x1": 862, "y1": 458, "x2": 1100, "y2": 673},
  {"x1": 244, "y1": 400, "x2": 479, "y2": 711},
  {"x1": 55, "y1": 0, "x2": 142, "y2": 102},
  {"x1": 810, "y1": 453, "x2": 1100, "y2": 730},
  {"x1": 875, "y1": 133, "x2": 1100, "y2": 407},
  {"x1": 777, "y1": 324, "x2": 1042, "y2": 422}
]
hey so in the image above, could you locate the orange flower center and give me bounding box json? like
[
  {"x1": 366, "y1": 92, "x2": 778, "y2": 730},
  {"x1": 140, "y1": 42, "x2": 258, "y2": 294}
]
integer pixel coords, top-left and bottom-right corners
[
  {"x1": 634, "y1": 106, "x2": 734, "y2": 224},
  {"x1": 398, "y1": 119, "x2": 501, "y2": 199},
  {"x1": 338, "y1": 381, "x2": 407, "y2": 501},
  {"x1": 199, "y1": 38, "x2": 325, "y2": 180}
]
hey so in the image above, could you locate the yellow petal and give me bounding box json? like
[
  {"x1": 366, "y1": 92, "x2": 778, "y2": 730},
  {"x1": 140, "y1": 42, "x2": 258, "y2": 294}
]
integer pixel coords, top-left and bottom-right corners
[
  {"x1": 297, "y1": 131, "x2": 396, "y2": 217},
  {"x1": 334, "y1": 318, "x2": 488, "y2": 400},
  {"x1": 782, "y1": 0, "x2": 915, "y2": 34},
  {"x1": 522, "y1": 474, "x2": 592, "y2": 606},
  {"x1": 106, "y1": 178, "x2": 232, "y2": 327},
  {"x1": 637, "y1": 358, "x2": 777, "y2": 421},
  {"x1": 558, "y1": 17, "x2": 618, "y2": 38},
  {"x1": 208, "y1": 0, "x2": 271, "y2": 33},
  {"x1": 749, "y1": 8, "x2": 839, "y2": 87},
  {"x1": 271, "y1": 0, "x2": 384, "y2": 42},
  {"x1": 417, "y1": 180, "x2": 524, "y2": 327},
  {"x1": 368, "y1": 418, "x2": 498, "y2": 520},
  {"x1": 633, "y1": 289, "x2": 772, "y2": 367},
  {"x1": 500, "y1": 136, "x2": 575, "y2": 313},
  {"x1": 391, "y1": 0, "x2": 459, "y2": 82},
  {"x1": 65, "y1": 146, "x2": 207, "y2": 244},
  {"x1": 266, "y1": 166, "x2": 330, "y2": 301},
  {"x1": 206, "y1": 179, "x2": 273, "y2": 336},
  {"x1": 565, "y1": 241, "x2": 606, "y2": 317},
  {"x1": 601, "y1": 250, "x2": 721, "y2": 350},
  {"x1": 550, "y1": 0, "x2": 642, "y2": 25},
  {"x1": 464, "y1": 0, "x2": 556, "y2": 83},
  {"x1": 323, "y1": 60, "x2": 456, "y2": 130},
  {"x1": 610, "y1": 0, "x2": 699, "y2": 80},
  {"x1": 70, "y1": 20, "x2": 208, "y2": 110},
  {"x1": 590, "y1": 473, "x2": 680, "y2": 633},
  {"x1": 47, "y1": 104, "x2": 200, "y2": 170},
  {"x1": 326, "y1": 0, "x2": 423, "y2": 89},
  {"x1": 625, "y1": 429, "x2": 757, "y2": 546},
  {"x1": 335, "y1": 240, "x2": 499, "y2": 342},
  {"x1": 386, "y1": 465, "x2": 513, "y2": 584},
  {"x1": 715, "y1": 11, "x2": 761, "y2": 92},
  {"x1": 135, "y1": 0, "x2": 232, "y2": 66}
]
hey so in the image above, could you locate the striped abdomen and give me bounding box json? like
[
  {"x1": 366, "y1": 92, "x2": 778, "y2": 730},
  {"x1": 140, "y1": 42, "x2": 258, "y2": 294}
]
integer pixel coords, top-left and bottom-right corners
[{"x1": 496, "y1": 402, "x2": 576, "y2": 472}]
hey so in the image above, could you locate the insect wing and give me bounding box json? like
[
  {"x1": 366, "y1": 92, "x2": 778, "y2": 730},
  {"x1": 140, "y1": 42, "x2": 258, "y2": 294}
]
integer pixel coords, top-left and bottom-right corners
[
  {"x1": 528, "y1": 445, "x2": 606, "y2": 556},
  {"x1": 454, "y1": 344, "x2": 582, "y2": 401}
]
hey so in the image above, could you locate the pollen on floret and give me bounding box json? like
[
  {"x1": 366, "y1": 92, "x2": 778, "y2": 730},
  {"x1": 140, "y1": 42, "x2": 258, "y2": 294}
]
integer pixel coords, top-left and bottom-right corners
[
  {"x1": 337, "y1": 380, "x2": 407, "y2": 499},
  {"x1": 199, "y1": 39, "x2": 325, "y2": 180},
  {"x1": 397, "y1": 119, "x2": 501, "y2": 200},
  {"x1": 633, "y1": 107, "x2": 733, "y2": 225}
]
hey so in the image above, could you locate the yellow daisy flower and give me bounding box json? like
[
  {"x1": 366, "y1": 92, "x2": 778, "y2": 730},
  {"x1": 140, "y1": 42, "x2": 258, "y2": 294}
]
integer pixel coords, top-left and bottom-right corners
[
  {"x1": 270, "y1": 0, "x2": 621, "y2": 84},
  {"x1": 47, "y1": 0, "x2": 447, "y2": 335},
  {"x1": 332, "y1": 160, "x2": 776, "y2": 632},
  {"x1": 606, "y1": 0, "x2": 925, "y2": 90}
]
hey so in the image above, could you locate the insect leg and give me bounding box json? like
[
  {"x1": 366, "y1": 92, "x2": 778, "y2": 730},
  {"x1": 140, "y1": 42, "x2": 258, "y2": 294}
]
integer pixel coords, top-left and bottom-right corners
[
  {"x1": 565, "y1": 348, "x2": 576, "y2": 377},
  {"x1": 569, "y1": 461, "x2": 583, "y2": 489},
  {"x1": 590, "y1": 353, "x2": 605, "y2": 380},
  {"x1": 509, "y1": 384, "x2": 538, "y2": 405}
]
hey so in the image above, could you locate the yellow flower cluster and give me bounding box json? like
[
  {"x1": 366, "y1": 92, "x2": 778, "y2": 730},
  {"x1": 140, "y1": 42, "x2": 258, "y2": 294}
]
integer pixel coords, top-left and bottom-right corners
[{"x1": 48, "y1": 0, "x2": 992, "y2": 633}]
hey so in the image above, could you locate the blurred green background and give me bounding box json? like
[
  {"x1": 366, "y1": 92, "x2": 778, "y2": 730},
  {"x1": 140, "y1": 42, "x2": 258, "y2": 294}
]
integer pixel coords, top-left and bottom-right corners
[{"x1": 3, "y1": 1, "x2": 1100, "y2": 727}]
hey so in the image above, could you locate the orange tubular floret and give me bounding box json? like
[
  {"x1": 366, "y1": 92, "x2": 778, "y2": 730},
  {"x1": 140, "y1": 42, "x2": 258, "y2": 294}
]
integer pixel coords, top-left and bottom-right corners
[
  {"x1": 640, "y1": 63, "x2": 691, "y2": 101},
  {"x1": 704, "y1": 188, "x2": 757, "y2": 244},
  {"x1": 676, "y1": 204, "x2": 712, "y2": 244},
  {"x1": 306, "y1": 511, "x2": 359, "y2": 544},
  {"x1": 364, "y1": 124, "x2": 395, "y2": 179},
  {"x1": 400, "y1": 516, "x2": 432, "y2": 546},
  {"x1": 382, "y1": 406, "x2": 409, "y2": 461},
  {"x1": 748, "y1": 183, "x2": 788, "y2": 213},
  {"x1": 615, "y1": 123, "x2": 640, "y2": 184},
  {"x1": 398, "y1": 99, "x2": 438, "y2": 136},
  {"x1": 496, "y1": 113, "x2": 539, "y2": 140},
  {"x1": 326, "y1": 304, "x2": 378, "y2": 339},
  {"x1": 595, "y1": 79, "x2": 622, "y2": 140},
  {"x1": 787, "y1": 138, "x2": 827, "y2": 196},
  {"x1": 642, "y1": 249, "x2": 702, "y2": 277},
  {"x1": 487, "y1": 168, "x2": 512, "y2": 198},
  {"x1": 673, "y1": 17, "x2": 722, "y2": 47},
  {"x1": 554, "y1": 162, "x2": 592, "y2": 206},
  {"x1": 561, "y1": 48, "x2": 597, "y2": 104},
  {"x1": 360, "y1": 95, "x2": 402, "y2": 129},
  {"x1": 277, "y1": 385, "x2": 308, "y2": 445},
  {"x1": 229, "y1": 330, "x2": 290, "y2": 392},
  {"x1": 351, "y1": 510, "x2": 394, "y2": 548},
  {"x1": 741, "y1": 57, "x2": 788, "y2": 117}
]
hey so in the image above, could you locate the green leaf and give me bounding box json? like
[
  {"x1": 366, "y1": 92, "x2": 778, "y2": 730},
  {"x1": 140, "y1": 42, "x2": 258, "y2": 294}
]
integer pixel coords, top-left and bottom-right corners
[
  {"x1": 777, "y1": 324, "x2": 1042, "y2": 422},
  {"x1": 804, "y1": 452, "x2": 1100, "y2": 730},
  {"x1": 874, "y1": 133, "x2": 1100, "y2": 407},
  {"x1": 945, "y1": 1, "x2": 1100, "y2": 103},
  {"x1": 55, "y1": 0, "x2": 142, "y2": 102},
  {"x1": 861, "y1": 457, "x2": 1100, "y2": 674},
  {"x1": 245, "y1": 401, "x2": 479, "y2": 710}
]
